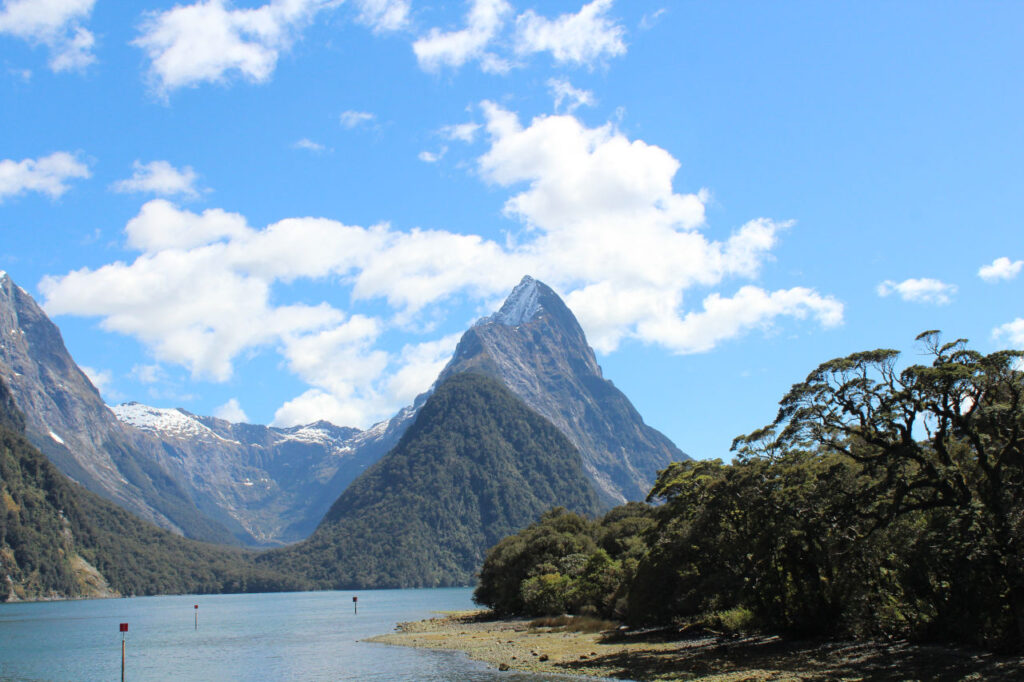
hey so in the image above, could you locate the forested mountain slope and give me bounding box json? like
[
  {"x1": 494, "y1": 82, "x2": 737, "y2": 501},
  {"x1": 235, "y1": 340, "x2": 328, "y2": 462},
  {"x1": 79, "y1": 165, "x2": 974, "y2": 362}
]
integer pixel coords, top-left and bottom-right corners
[{"x1": 261, "y1": 372, "x2": 603, "y2": 588}]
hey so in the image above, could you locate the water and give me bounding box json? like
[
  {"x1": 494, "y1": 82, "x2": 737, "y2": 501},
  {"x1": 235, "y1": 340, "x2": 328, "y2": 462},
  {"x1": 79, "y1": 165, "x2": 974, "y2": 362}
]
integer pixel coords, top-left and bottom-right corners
[{"x1": 0, "y1": 588, "x2": 595, "y2": 681}]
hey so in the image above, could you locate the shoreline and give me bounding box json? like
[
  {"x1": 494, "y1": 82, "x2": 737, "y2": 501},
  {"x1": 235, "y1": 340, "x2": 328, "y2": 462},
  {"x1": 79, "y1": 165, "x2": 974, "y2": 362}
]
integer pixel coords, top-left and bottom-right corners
[{"x1": 367, "y1": 610, "x2": 1024, "y2": 681}]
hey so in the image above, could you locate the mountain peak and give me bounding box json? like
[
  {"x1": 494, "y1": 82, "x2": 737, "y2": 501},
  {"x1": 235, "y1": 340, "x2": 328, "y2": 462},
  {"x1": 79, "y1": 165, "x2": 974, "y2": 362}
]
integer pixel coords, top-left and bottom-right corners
[{"x1": 486, "y1": 275, "x2": 544, "y2": 327}]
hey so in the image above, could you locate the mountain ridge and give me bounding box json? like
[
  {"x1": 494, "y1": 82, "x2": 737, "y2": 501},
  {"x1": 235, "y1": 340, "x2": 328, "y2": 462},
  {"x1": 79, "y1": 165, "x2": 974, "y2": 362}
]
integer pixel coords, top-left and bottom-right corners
[
  {"x1": 260, "y1": 371, "x2": 604, "y2": 588},
  {"x1": 439, "y1": 275, "x2": 687, "y2": 503}
]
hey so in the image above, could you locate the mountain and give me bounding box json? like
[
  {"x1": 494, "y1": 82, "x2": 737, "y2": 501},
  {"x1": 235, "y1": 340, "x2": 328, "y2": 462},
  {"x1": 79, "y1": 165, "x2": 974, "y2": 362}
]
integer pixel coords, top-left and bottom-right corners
[
  {"x1": 0, "y1": 377, "x2": 303, "y2": 602},
  {"x1": 260, "y1": 372, "x2": 604, "y2": 588},
  {"x1": 0, "y1": 272, "x2": 239, "y2": 544},
  {"x1": 439, "y1": 276, "x2": 687, "y2": 503},
  {"x1": 112, "y1": 402, "x2": 417, "y2": 544},
  {"x1": 0, "y1": 271, "x2": 420, "y2": 546}
]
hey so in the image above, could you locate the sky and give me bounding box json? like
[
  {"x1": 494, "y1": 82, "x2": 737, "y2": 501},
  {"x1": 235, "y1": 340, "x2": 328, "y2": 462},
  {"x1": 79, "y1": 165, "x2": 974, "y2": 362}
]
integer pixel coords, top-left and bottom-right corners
[{"x1": 1, "y1": 0, "x2": 1022, "y2": 462}]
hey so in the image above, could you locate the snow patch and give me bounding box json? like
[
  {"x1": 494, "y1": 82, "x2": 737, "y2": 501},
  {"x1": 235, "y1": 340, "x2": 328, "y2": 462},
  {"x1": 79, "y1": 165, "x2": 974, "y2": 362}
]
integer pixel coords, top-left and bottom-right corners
[
  {"x1": 112, "y1": 402, "x2": 239, "y2": 444},
  {"x1": 483, "y1": 275, "x2": 543, "y2": 327},
  {"x1": 279, "y1": 425, "x2": 335, "y2": 446}
]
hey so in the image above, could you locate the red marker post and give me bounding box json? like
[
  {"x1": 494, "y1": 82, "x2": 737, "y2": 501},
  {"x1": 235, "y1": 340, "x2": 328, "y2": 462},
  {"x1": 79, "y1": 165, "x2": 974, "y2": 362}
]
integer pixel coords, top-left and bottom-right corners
[
  {"x1": 353, "y1": 596, "x2": 358, "y2": 615},
  {"x1": 194, "y1": 604, "x2": 198, "y2": 630},
  {"x1": 119, "y1": 623, "x2": 128, "y2": 682}
]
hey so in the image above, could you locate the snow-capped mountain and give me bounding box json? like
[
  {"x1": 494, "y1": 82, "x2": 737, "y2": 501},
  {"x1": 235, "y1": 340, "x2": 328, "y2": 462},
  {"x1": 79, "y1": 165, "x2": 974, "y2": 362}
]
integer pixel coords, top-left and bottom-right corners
[{"x1": 109, "y1": 401, "x2": 414, "y2": 544}]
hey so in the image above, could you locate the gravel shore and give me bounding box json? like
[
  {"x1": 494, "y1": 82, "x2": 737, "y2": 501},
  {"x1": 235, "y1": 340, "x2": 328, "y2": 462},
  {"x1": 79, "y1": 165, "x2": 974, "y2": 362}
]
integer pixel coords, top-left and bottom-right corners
[{"x1": 366, "y1": 610, "x2": 1024, "y2": 681}]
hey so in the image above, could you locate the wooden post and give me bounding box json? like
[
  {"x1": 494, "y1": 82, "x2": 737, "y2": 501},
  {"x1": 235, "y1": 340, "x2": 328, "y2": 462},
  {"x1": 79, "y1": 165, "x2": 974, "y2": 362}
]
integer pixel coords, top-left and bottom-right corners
[
  {"x1": 353, "y1": 596, "x2": 358, "y2": 615},
  {"x1": 120, "y1": 623, "x2": 128, "y2": 682}
]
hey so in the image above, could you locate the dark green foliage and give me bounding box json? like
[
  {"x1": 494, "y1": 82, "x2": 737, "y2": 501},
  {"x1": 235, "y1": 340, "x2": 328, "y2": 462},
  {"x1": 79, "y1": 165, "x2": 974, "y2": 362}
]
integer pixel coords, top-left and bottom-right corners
[
  {"x1": 0, "y1": 380, "x2": 305, "y2": 601},
  {"x1": 260, "y1": 372, "x2": 603, "y2": 588},
  {"x1": 474, "y1": 503, "x2": 654, "y2": 618},
  {"x1": 477, "y1": 334, "x2": 1024, "y2": 653}
]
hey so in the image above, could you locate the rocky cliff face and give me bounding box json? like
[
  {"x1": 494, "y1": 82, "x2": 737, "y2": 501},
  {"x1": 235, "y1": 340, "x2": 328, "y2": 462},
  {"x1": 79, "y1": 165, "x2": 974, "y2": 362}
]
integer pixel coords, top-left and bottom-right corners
[
  {"x1": 113, "y1": 402, "x2": 416, "y2": 544},
  {"x1": 0, "y1": 272, "x2": 416, "y2": 546},
  {"x1": 0, "y1": 272, "x2": 238, "y2": 544},
  {"x1": 439, "y1": 276, "x2": 687, "y2": 503}
]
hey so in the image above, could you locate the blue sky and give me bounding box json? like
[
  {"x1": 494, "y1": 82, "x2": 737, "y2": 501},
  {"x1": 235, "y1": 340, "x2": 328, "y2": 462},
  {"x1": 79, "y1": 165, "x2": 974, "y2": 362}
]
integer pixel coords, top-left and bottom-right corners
[{"x1": 2, "y1": 0, "x2": 1022, "y2": 461}]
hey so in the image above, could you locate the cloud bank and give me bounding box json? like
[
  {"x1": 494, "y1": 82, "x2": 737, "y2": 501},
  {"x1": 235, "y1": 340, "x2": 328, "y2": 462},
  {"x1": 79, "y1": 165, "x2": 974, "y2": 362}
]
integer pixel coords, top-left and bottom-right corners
[{"x1": 40, "y1": 105, "x2": 841, "y2": 428}]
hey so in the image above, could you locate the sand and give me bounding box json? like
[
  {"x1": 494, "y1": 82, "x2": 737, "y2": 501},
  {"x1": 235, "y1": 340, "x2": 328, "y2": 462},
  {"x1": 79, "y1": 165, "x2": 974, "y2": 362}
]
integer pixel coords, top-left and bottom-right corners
[{"x1": 366, "y1": 610, "x2": 1024, "y2": 681}]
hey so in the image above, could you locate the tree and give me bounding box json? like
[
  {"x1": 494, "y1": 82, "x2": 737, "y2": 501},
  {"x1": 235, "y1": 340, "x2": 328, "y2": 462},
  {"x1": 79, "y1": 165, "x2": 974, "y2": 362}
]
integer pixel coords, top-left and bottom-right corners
[{"x1": 733, "y1": 332, "x2": 1024, "y2": 649}]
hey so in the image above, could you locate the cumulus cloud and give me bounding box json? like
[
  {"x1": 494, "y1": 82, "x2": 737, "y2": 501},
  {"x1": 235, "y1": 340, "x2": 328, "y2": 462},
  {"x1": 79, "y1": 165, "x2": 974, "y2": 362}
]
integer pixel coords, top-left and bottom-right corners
[
  {"x1": 440, "y1": 122, "x2": 482, "y2": 143},
  {"x1": 0, "y1": 0, "x2": 96, "y2": 71},
  {"x1": 413, "y1": 0, "x2": 512, "y2": 73},
  {"x1": 41, "y1": 104, "x2": 841, "y2": 428},
  {"x1": 548, "y1": 77, "x2": 595, "y2": 113},
  {"x1": 213, "y1": 397, "x2": 249, "y2": 422},
  {"x1": 515, "y1": 0, "x2": 625, "y2": 65},
  {"x1": 978, "y1": 256, "x2": 1023, "y2": 282},
  {"x1": 995, "y1": 319, "x2": 1024, "y2": 348},
  {"x1": 413, "y1": 0, "x2": 627, "y2": 73},
  {"x1": 134, "y1": 0, "x2": 336, "y2": 94},
  {"x1": 876, "y1": 278, "x2": 957, "y2": 305},
  {"x1": 353, "y1": 0, "x2": 409, "y2": 32},
  {"x1": 111, "y1": 160, "x2": 202, "y2": 198},
  {"x1": 339, "y1": 110, "x2": 375, "y2": 128},
  {"x1": 0, "y1": 151, "x2": 90, "y2": 201}
]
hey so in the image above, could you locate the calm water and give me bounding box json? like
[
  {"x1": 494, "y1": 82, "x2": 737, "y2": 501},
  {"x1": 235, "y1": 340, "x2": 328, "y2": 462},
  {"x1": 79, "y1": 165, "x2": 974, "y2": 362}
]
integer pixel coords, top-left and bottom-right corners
[{"x1": 0, "y1": 588, "x2": 606, "y2": 681}]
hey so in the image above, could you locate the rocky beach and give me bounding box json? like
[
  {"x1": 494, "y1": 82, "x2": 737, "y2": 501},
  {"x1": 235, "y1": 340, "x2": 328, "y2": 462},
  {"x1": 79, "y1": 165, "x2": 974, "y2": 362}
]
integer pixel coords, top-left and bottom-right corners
[{"x1": 368, "y1": 611, "x2": 1024, "y2": 681}]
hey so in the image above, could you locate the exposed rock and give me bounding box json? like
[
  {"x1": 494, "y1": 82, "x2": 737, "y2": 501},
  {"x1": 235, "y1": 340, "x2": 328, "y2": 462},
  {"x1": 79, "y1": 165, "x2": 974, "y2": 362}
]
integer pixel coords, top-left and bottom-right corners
[{"x1": 439, "y1": 276, "x2": 687, "y2": 503}]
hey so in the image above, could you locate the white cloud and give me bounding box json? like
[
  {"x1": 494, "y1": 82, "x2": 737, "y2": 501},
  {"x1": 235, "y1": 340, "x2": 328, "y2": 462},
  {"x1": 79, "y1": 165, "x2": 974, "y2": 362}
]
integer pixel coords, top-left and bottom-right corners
[
  {"x1": 80, "y1": 365, "x2": 113, "y2": 395},
  {"x1": 548, "y1": 77, "x2": 595, "y2": 113},
  {"x1": 413, "y1": 0, "x2": 626, "y2": 73},
  {"x1": 293, "y1": 138, "x2": 328, "y2": 153},
  {"x1": 111, "y1": 160, "x2": 202, "y2": 198},
  {"x1": 339, "y1": 109, "x2": 376, "y2": 128},
  {"x1": 132, "y1": 363, "x2": 166, "y2": 384},
  {"x1": 0, "y1": 0, "x2": 96, "y2": 71},
  {"x1": 124, "y1": 199, "x2": 250, "y2": 251},
  {"x1": 418, "y1": 147, "x2": 447, "y2": 163},
  {"x1": 385, "y1": 334, "x2": 460, "y2": 405},
  {"x1": 876, "y1": 278, "x2": 957, "y2": 305},
  {"x1": 413, "y1": 0, "x2": 512, "y2": 73},
  {"x1": 978, "y1": 256, "x2": 1023, "y2": 283},
  {"x1": 353, "y1": 0, "x2": 409, "y2": 32},
  {"x1": 639, "y1": 8, "x2": 666, "y2": 31},
  {"x1": 213, "y1": 397, "x2": 249, "y2": 423},
  {"x1": 514, "y1": 0, "x2": 625, "y2": 65},
  {"x1": 41, "y1": 105, "x2": 841, "y2": 427},
  {"x1": 134, "y1": 0, "x2": 335, "y2": 94},
  {"x1": 0, "y1": 151, "x2": 90, "y2": 201},
  {"x1": 440, "y1": 122, "x2": 482, "y2": 143},
  {"x1": 995, "y1": 319, "x2": 1024, "y2": 348}
]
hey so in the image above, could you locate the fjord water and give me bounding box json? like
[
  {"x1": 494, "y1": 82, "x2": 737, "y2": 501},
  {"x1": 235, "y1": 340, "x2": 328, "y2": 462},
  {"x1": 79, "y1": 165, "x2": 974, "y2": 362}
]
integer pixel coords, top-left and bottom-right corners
[{"x1": 0, "y1": 588, "x2": 585, "y2": 681}]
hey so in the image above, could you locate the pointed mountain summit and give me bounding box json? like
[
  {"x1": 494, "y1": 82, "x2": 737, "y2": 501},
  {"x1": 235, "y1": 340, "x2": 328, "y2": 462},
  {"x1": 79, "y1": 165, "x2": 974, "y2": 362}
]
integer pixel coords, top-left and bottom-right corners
[{"x1": 439, "y1": 275, "x2": 687, "y2": 503}]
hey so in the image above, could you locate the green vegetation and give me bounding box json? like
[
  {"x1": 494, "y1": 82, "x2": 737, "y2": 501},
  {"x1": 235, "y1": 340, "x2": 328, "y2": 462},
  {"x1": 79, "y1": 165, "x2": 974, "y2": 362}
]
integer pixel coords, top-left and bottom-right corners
[
  {"x1": 475, "y1": 333, "x2": 1024, "y2": 653},
  {"x1": 261, "y1": 372, "x2": 603, "y2": 588},
  {"x1": 0, "y1": 380, "x2": 304, "y2": 601},
  {"x1": 474, "y1": 503, "x2": 654, "y2": 618}
]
